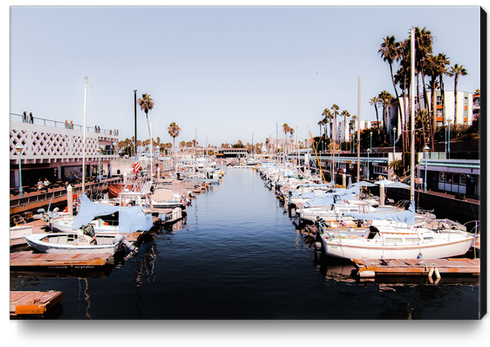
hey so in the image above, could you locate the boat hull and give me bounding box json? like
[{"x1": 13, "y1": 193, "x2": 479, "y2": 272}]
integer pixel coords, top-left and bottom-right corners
[
  {"x1": 320, "y1": 234, "x2": 475, "y2": 260},
  {"x1": 24, "y1": 233, "x2": 120, "y2": 254}
]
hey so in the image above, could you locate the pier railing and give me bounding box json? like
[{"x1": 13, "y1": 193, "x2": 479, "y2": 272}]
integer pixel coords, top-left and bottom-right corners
[
  {"x1": 10, "y1": 112, "x2": 120, "y2": 136},
  {"x1": 10, "y1": 177, "x2": 123, "y2": 215}
]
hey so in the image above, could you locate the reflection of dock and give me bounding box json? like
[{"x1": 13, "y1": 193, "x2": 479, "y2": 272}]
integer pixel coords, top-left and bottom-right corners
[
  {"x1": 353, "y1": 258, "x2": 480, "y2": 279},
  {"x1": 10, "y1": 291, "x2": 63, "y2": 317}
]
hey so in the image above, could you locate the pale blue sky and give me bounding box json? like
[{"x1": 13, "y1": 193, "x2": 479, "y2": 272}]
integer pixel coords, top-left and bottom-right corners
[{"x1": 9, "y1": 5, "x2": 482, "y2": 147}]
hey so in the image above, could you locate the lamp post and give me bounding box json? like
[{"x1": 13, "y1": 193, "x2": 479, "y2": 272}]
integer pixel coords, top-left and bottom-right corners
[
  {"x1": 393, "y1": 127, "x2": 396, "y2": 160},
  {"x1": 444, "y1": 120, "x2": 448, "y2": 155},
  {"x1": 367, "y1": 148, "x2": 371, "y2": 181},
  {"x1": 369, "y1": 131, "x2": 372, "y2": 152},
  {"x1": 423, "y1": 145, "x2": 429, "y2": 193},
  {"x1": 16, "y1": 144, "x2": 24, "y2": 198},
  {"x1": 447, "y1": 118, "x2": 452, "y2": 159},
  {"x1": 97, "y1": 147, "x2": 101, "y2": 183}
]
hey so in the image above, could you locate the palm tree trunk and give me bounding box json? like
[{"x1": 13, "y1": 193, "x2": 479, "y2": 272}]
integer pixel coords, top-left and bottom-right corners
[
  {"x1": 430, "y1": 80, "x2": 437, "y2": 151},
  {"x1": 454, "y1": 76, "x2": 459, "y2": 124},
  {"x1": 389, "y1": 63, "x2": 404, "y2": 133}
]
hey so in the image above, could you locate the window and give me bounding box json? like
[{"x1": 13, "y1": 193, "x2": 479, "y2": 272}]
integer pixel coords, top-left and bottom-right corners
[{"x1": 460, "y1": 174, "x2": 466, "y2": 185}]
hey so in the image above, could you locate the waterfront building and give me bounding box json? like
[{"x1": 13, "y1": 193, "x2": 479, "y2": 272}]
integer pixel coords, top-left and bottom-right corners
[
  {"x1": 214, "y1": 147, "x2": 249, "y2": 158},
  {"x1": 9, "y1": 112, "x2": 120, "y2": 193}
]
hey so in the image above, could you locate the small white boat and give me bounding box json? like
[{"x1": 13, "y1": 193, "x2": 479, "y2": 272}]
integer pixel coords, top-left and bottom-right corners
[{"x1": 24, "y1": 231, "x2": 135, "y2": 254}]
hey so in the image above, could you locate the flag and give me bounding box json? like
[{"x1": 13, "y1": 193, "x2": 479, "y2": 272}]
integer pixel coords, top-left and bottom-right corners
[{"x1": 134, "y1": 161, "x2": 140, "y2": 174}]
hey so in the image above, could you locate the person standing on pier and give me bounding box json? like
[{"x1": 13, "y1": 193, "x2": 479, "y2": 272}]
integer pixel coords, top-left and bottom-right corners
[{"x1": 43, "y1": 178, "x2": 50, "y2": 192}]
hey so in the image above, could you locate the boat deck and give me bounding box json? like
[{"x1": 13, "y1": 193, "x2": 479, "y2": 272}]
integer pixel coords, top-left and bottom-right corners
[
  {"x1": 10, "y1": 291, "x2": 63, "y2": 317},
  {"x1": 353, "y1": 258, "x2": 480, "y2": 278}
]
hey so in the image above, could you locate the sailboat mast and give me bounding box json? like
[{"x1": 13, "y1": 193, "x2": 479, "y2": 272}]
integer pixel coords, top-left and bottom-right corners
[
  {"x1": 82, "y1": 76, "x2": 88, "y2": 193},
  {"x1": 357, "y1": 77, "x2": 361, "y2": 182},
  {"x1": 410, "y1": 28, "x2": 415, "y2": 201},
  {"x1": 134, "y1": 90, "x2": 137, "y2": 160}
]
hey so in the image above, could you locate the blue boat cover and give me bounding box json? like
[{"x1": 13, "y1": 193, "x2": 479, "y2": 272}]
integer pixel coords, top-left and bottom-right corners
[
  {"x1": 304, "y1": 186, "x2": 360, "y2": 207},
  {"x1": 348, "y1": 200, "x2": 416, "y2": 225},
  {"x1": 71, "y1": 194, "x2": 154, "y2": 232}
]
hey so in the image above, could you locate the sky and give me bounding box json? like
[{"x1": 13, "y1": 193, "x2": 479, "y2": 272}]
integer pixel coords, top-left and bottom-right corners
[{"x1": 8, "y1": 3, "x2": 483, "y2": 148}]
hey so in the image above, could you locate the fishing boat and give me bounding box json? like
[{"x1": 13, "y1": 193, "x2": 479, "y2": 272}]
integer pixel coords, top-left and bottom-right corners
[{"x1": 23, "y1": 227, "x2": 135, "y2": 254}]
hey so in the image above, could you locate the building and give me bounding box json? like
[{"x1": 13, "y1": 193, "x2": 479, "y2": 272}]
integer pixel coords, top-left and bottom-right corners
[
  {"x1": 214, "y1": 147, "x2": 248, "y2": 158},
  {"x1": 10, "y1": 113, "x2": 120, "y2": 192}
]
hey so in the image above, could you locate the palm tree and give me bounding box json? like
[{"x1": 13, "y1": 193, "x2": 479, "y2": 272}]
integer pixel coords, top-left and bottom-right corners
[
  {"x1": 447, "y1": 63, "x2": 468, "y2": 124},
  {"x1": 425, "y1": 53, "x2": 450, "y2": 151},
  {"x1": 414, "y1": 27, "x2": 433, "y2": 111},
  {"x1": 378, "y1": 90, "x2": 393, "y2": 144},
  {"x1": 437, "y1": 53, "x2": 451, "y2": 124},
  {"x1": 322, "y1": 108, "x2": 333, "y2": 140},
  {"x1": 379, "y1": 36, "x2": 403, "y2": 122},
  {"x1": 340, "y1": 110, "x2": 351, "y2": 146},
  {"x1": 330, "y1": 104, "x2": 339, "y2": 150},
  {"x1": 369, "y1": 97, "x2": 381, "y2": 128},
  {"x1": 395, "y1": 37, "x2": 412, "y2": 158},
  {"x1": 282, "y1": 123, "x2": 290, "y2": 160},
  {"x1": 137, "y1": 93, "x2": 154, "y2": 162},
  {"x1": 168, "y1": 122, "x2": 180, "y2": 169}
]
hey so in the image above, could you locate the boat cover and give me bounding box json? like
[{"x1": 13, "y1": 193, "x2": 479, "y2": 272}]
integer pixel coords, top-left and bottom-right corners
[
  {"x1": 71, "y1": 194, "x2": 154, "y2": 232},
  {"x1": 303, "y1": 186, "x2": 360, "y2": 208},
  {"x1": 348, "y1": 200, "x2": 416, "y2": 225}
]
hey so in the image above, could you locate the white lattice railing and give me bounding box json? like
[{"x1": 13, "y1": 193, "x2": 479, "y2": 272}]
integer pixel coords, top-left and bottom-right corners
[{"x1": 10, "y1": 121, "x2": 119, "y2": 163}]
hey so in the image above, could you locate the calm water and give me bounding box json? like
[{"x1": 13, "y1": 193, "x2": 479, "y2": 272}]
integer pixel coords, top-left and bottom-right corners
[{"x1": 10, "y1": 167, "x2": 481, "y2": 319}]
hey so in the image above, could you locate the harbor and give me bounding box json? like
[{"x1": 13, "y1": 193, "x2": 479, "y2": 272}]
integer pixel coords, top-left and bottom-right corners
[
  {"x1": 9, "y1": 163, "x2": 481, "y2": 320},
  {"x1": 9, "y1": 7, "x2": 485, "y2": 337}
]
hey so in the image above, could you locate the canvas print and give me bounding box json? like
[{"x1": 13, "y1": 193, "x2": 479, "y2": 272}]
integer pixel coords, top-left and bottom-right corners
[{"x1": 9, "y1": 4, "x2": 485, "y2": 332}]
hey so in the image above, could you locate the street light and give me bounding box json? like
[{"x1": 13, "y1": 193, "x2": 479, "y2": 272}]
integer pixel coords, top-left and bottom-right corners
[
  {"x1": 393, "y1": 127, "x2": 397, "y2": 160},
  {"x1": 447, "y1": 118, "x2": 452, "y2": 159},
  {"x1": 367, "y1": 148, "x2": 371, "y2": 181},
  {"x1": 97, "y1": 147, "x2": 101, "y2": 182},
  {"x1": 369, "y1": 131, "x2": 373, "y2": 152},
  {"x1": 15, "y1": 144, "x2": 24, "y2": 198},
  {"x1": 423, "y1": 145, "x2": 430, "y2": 193}
]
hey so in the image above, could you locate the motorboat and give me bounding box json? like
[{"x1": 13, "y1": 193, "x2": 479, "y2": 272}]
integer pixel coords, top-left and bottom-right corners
[{"x1": 24, "y1": 226, "x2": 135, "y2": 254}]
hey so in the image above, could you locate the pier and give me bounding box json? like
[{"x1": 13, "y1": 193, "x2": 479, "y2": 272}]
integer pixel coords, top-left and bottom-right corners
[{"x1": 353, "y1": 258, "x2": 480, "y2": 278}]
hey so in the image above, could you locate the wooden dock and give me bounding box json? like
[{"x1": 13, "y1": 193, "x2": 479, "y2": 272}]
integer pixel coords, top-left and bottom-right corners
[
  {"x1": 10, "y1": 291, "x2": 63, "y2": 316},
  {"x1": 353, "y1": 258, "x2": 480, "y2": 278},
  {"x1": 10, "y1": 251, "x2": 114, "y2": 268}
]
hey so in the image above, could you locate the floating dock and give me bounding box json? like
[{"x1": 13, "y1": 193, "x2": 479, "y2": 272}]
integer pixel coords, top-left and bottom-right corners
[
  {"x1": 10, "y1": 251, "x2": 114, "y2": 269},
  {"x1": 10, "y1": 291, "x2": 63, "y2": 317},
  {"x1": 353, "y1": 258, "x2": 480, "y2": 278}
]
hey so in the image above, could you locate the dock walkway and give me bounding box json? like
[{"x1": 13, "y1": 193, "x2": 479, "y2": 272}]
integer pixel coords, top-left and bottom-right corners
[
  {"x1": 353, "y1": 258, "x2": 480, "y2": 278},
  {"x1": 10, "y1": 291, "x2": 63, "y2": 317}
]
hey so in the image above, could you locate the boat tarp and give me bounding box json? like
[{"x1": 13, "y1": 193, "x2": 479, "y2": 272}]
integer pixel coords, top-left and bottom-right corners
[
  {"x1": 304, "y1": 186, "x2": 360, "y2": 208},
  {"x1": 348, "y1": 200, "x2": 416, "y2": 225},
  {"x1": 71, "y1": 194, "x2": 154, "y2": 232}
]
